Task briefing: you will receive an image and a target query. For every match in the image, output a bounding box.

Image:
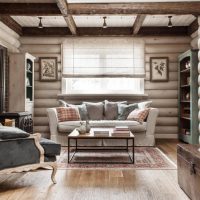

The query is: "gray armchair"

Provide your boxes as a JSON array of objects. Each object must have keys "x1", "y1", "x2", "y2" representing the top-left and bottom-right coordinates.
[{"x1": 0, "y1": 127, "x2": 61, "y2": 184}]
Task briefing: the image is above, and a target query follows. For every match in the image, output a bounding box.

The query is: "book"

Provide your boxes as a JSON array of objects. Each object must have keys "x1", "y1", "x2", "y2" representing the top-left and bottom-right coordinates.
[
  {"x1": 93, "y1": 130, "x2": 110, "y2": 136},
  {"x1": 115, "y1": 126, "x2": 129, "y2": 131}
]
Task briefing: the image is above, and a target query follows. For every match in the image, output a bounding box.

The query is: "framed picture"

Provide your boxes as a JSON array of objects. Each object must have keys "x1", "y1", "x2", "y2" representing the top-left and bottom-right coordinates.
[
  {"x1": 39, "y1": 57, "x2": 58, "y2": 81},
  {"x1": 150, "y1": 57, "x2": 169, "y2": 82}
]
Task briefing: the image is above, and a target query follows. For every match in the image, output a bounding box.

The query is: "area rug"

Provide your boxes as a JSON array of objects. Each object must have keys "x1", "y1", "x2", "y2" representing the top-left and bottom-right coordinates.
[{"x1": 57, "y1": 147, "x2": 177, "y2": 169}]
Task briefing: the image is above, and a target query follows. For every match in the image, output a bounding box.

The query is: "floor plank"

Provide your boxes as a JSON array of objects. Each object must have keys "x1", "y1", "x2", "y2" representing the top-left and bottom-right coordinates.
[{"x1": 0, "y1": 140, "x2": 189, "y2": 200}]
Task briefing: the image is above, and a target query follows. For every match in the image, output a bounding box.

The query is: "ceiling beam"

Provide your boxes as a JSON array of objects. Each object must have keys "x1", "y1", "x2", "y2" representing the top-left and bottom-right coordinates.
[
  {"x1": 68, "y1": 2, "x2": 200, "y2": 15},
  {"x1": 132, "y1": 14, "x2": 146, "y2": 35},
  {"x1": 1, "y1": 2, "x2": 200, "y2": 15},
  {"x1": 22, "y1": 26, "x2": 188, "y2": 37},
  {"x1": 56, "y1": 0, "x2": 77, "y2": 35},
  {"x1": 22, "y1": 27, "x2": 72, "y2": 36},
  {"x1": 188, "y1": 18, "x2": 198, "y2": 35},
  {"x1": 0, "y1": 15, "x2": 22, "y2": 35},
  {"x1": 0, "y1": 3, "x2": 60, "y2": 16}
]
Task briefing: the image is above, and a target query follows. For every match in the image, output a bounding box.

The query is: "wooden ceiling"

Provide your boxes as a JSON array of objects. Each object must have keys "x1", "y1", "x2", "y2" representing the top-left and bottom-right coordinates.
[{"x1": 0, "y1": 1, "x2": 199, "y2": 37}]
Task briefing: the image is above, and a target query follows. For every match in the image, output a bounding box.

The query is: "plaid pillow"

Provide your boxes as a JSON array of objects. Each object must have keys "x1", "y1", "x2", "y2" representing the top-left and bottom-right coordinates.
[
  {"x1": 56, "y1": 107, "x2": 80, "y2": 122},
  {"x1": 127, "y1": 108, "x2": 150, "y2": 123}
]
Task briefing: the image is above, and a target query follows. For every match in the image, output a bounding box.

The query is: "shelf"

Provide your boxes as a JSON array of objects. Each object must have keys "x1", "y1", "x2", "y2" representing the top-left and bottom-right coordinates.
[
  {"x1": 180, "y1": 68, "x2": 190, "y2": 73},
  {"x1": 181, "y1": 84, "x2": 190, "y2": 88},
  {"x1": 181, "y1": 116, "x2": 191, "y2": 120},
  {"x1": 26, "y1": 70, "x2": 32, "y2": 74},
  {"x1": 26, "y1": 85, "x2": 32, "y2": 88},
  {"x1": 181, "y1": 100, "x2": 190, "y2": 103}
]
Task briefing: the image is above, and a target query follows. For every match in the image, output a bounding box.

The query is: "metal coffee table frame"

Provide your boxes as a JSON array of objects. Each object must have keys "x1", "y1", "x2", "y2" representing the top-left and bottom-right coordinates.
[{"x1": 68, "y1": 130, "x2": 134, "y2": 164}]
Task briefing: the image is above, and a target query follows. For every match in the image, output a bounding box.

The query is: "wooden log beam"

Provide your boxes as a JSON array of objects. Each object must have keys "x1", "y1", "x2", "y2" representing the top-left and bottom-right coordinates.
[
  {"x1": 1, "y1": 2, "x2": 200, "y2": 15},
  {"x1": 21, "y1": 26, "x2": 188, "y2": 37},
  {"x1": 188, "y1": 18, "x2": 198, "y2": 35},
  {"x1": 0, "y1": 15, "x2": 22, "y2": 36},
  {"x1": 56, "y1": 0, "x2": 77, "y2": 35},
  {"x1": 68, "y1": 2, "x2": 200, "y2": 15},
  {"x1": 132, "y1": 14, "x2": 146, "y2": 35},
  {"x1": 22, "y1": 27, "x2": 72, "y2": 36},
  {"x1": 0, "y1": 3, "x2": 60, "y2": 16}
]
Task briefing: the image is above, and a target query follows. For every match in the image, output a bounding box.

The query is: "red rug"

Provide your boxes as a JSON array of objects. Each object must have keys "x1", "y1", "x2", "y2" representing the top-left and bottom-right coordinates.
[{"x1": 57, "y1": 147, "x2": 176, "y2": 169}]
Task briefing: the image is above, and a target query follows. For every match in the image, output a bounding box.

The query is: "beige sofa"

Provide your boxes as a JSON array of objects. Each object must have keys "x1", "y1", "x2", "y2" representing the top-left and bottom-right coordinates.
[{"x1": 47, "y1": 101, "x2": 159, "y2": 147}]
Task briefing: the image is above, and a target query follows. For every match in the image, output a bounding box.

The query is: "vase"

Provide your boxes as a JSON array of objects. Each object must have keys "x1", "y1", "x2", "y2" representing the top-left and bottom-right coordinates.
[
  {"x1": 76, "y1": 122, "x2": 86, "y2": 134},
  {"x1": 86, "y1": 120, "x2": 91, "y2": 133}
]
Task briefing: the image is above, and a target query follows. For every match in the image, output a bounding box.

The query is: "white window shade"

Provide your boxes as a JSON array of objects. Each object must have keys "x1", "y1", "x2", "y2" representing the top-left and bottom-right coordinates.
[{"x1": 62, "y1": 37, "x2": 145, "y2": 78}]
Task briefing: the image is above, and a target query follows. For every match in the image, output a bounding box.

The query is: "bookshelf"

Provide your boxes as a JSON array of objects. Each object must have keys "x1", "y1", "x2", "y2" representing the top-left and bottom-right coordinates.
[{"x1": 178, "y1": 49, "x2": 199, "y2": 144}]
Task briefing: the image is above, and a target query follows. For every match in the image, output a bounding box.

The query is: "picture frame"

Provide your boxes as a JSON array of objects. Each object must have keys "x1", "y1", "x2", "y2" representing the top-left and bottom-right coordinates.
[
  {"x1": 39, "y1": 57, "x2": 58, "y2": 81},
  {"x1": 150, "y1": 57, "x2": 169, "y2": 82}
]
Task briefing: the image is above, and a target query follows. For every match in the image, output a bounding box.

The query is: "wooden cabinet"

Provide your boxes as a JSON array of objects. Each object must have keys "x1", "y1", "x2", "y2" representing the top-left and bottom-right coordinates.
[
  {"x1": 9, "y1": 53, "x2": 35, "y2": 115},
  {"x1": 178, "y1": 49, "x2": 199, "y2": 144}
]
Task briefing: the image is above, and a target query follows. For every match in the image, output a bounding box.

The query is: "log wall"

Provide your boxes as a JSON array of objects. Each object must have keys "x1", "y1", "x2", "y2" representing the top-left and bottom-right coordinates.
[{"x1": 20, "y1": 36, "x2": 191, "y2": 139}]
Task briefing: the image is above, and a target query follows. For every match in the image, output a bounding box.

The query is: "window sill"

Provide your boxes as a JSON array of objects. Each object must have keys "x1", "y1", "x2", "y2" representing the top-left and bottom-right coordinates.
[{"x1": 57, "y1": 93, "x2": 148, "y2": 101}]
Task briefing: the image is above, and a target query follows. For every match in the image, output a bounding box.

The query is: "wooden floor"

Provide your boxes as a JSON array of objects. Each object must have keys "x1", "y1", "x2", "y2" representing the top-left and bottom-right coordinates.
[{"x1": 0, "y1": 140, "x2": 189, "y2": 200}]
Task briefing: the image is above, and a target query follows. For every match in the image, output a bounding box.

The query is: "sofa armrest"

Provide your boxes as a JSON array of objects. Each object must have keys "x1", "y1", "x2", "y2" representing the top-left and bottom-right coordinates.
[
  {"x1": 146, "y1": 108, "x2": 159, "y2": 136},
  {"x1": 46, "y1": 108, "x2": 59, "y2": 141},
  {"x1": 0, "y1": 133, "x2": 44, "y2": 170}
]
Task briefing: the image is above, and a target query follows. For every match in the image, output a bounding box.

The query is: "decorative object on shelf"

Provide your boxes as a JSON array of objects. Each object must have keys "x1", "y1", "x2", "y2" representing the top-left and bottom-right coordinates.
[
  {"x1": 187, "y1": 77, "x2": 190, "y2": 85},
  {"x1": 39, "y1": 57, "x2": 58, "y2": 81},
  {"x1": 38, "y1": 17, "x2": 43, "y2": 29},
  {"x1": 185, "y1": 61, "x2": 190, "y2": 69},
  {"x1": 26, "y1": 77, "x2": 30, "y2": 86},
  {"x1": 167, "y1": 16, "x2": 173, "y2": 28},
  {"x1": 185, "y1": 93, "x2": 190, "y2": 100},
  {"x1": 102, "y1": 16, "x2": 107, "y2": 29},
  {"x1": 26, "y1": 63, "x2": 32, "y2": 72},
  {"x1": 150, "y1": 57, "x2": 169, "y2": 82}
]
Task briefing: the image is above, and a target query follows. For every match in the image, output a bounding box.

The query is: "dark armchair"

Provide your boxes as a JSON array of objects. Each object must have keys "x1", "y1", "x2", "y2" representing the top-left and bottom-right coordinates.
[{"x1": 0, "y1": 126, "x2": 61, "y2": 184}]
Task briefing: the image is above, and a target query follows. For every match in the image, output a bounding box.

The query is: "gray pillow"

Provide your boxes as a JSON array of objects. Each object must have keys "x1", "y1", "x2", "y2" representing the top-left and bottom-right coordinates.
[
  {"x1": 0, "y1": 126, "x2": 30, "y2": 140},
  {"x1": 76, "y1": 104, "x2": 88, "y2": 120},
  {"x1": 83, "y1": 102, "x2": 104, "y2": 120},
  {"x1": 104, "y1": 100, "x2": 127, "y2": 120},
  {"x1": 118, "y1": 103, "x2": 138, "y2": 120}
]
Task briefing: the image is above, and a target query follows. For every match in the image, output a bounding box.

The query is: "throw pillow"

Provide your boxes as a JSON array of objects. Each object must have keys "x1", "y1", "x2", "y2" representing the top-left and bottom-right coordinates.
[
  {"x1": 69, "y1": 104, "x2": 88, "y2": 120},
  {"x1": 83, "y1": 102, "x2": 104, "y2": 120},
  {"x1": 118, "y1": 103, "x2": 138, "y2": 120},
  {"x1": 0, "y1": 126, "x2": 30, "y2": 140},
  {"x1": 127, "y1": 108, "x2": 150, "y2": 123},
  {"x1": 104, "y1": 100, "x2": 127, "y2": 120},
  {"x1": 58, "y1": 100, "x2": 68, "y2": 107},
  {"x1": 56, "y1": 107, "x2": 81, "y2": 122},
  {"x1": 138, "y1": 101, "x2": 152, "y2": 109}
]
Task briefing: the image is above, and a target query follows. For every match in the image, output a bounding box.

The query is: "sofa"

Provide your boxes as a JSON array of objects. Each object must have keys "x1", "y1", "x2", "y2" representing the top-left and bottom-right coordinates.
[
  {"x1": 47, "y1": 100, "x2": 159, "y2": 147},
  {"x1": 0, "y1": 126, "x2": 61, "y2": 184}
]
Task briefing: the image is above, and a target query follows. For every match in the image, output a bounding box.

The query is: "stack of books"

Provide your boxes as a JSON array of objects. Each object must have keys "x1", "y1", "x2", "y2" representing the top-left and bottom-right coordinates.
[
  {"x1": 112, "y1": 126, "x2": 130, "y2": 137},
  {"x1": 93, "y1": 129, "x2": 110, "y2": 136}
]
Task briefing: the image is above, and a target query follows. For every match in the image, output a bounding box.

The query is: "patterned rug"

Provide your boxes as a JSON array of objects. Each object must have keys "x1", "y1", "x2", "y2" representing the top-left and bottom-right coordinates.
[{"x1": 57, "y1": 147, "x2": 176, "y2": 169}]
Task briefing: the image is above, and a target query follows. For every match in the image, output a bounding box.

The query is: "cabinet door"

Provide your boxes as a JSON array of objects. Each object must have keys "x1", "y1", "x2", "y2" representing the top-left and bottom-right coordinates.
[{"x1": 25, "y1": 101, "x2": 33, "y2": 114}]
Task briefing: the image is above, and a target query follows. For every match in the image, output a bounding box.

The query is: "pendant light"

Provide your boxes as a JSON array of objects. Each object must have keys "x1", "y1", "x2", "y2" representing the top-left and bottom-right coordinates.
[
  {"x1": 103, "y1": 16, "x2": 107, "y2": 29},
  {"x1": 38, "y1": 17, "x2": 43, "y2": 29},
  {"x1": 168, "y1": 16, "x2": 173, "y2": 28}
]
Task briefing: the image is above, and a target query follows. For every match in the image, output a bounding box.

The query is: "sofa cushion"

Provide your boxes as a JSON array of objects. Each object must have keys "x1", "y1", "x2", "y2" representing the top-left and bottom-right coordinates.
[
  {"x1": 83, "y1": 102, "x2": 104, "y2": 120},
  {"x1": 138, "y1": 101, "x2": 152, "y2": 109},
  {"x1": 0, "y1": 126, "x2": 30, "y2": 139},
  {"x1": 58, "y1": 121, "x2": 83, "y2": 133},
  {"x1": 117, "y1": 103, "x2": 138, "y2": 120},
  {"x1": 56, "y1": 107, "x2": 80, "y2": 122},
  {"x1": 40, "y1": 138, "x2": 61, "y2": 156},
  {"x1": 89, "y1": 120, "x2": 146, "y2": 132},
  {"x1": 127, "y1": 108, "x2": 150, "y2": 123},
  {"x1": 58, "y1": 99, "x2": 68, "y2": 107},
  {"x1": 104, "y1": 100, "x2": 127, "y2": 120},
  {"x1": 70, "y1": 104, "x2": 88, "y2": 121},
  {"x1": 58, "y1": 120, "x2": 146, "y2": 133}
]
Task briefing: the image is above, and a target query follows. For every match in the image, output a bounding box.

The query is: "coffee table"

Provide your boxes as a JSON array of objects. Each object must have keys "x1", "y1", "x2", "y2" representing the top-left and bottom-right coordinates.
[{"x1": 68, "y1": 128, "x2": 134, "y2": 164}]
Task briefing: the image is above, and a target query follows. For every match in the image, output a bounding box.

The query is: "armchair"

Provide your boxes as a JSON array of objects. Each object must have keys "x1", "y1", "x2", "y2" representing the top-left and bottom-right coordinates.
[{"x1": 0, "y1": 132, "x2": 61, "y2": 184}]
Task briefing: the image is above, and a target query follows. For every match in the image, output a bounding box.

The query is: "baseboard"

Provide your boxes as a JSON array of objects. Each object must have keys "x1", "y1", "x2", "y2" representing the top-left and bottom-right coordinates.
[{"x1": 155, "y1": 134, "x2": 178, "y2": 139}]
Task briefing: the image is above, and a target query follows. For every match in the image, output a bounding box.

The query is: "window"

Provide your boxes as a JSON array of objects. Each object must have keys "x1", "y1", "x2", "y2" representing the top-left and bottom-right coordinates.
[{"x1": 62, "y1": 37, "x2": 145, "y2": 95}]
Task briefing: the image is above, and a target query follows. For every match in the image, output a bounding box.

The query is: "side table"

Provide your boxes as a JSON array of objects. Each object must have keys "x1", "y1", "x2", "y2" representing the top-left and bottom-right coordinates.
[{"x1": 0, "y1": 112, "x2": 33, "y2": 133}]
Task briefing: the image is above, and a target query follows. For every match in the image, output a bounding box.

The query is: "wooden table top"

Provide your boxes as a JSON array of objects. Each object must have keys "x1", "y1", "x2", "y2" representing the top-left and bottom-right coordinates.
[{"x1": 68, "y1": 128, "x2": 134, "y2": 139}]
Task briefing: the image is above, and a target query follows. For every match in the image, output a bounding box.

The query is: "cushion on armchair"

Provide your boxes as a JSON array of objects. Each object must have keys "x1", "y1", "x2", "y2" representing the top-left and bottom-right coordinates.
[{"x1": 0, "y1": 126, "x2": 30, "y2": 139}]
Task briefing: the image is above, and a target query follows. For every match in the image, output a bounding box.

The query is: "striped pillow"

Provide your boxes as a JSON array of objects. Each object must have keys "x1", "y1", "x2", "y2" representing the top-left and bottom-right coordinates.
[
  {"x1": 127, "y1": 108, "x2": 149, "y2": 123},
  {"x1": 56, "y1": 107, "x2": 80, "y2": 122}
]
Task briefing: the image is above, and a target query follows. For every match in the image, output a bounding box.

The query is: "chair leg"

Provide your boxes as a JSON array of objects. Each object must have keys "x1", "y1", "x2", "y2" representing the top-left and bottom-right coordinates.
[{"x1": 50, "y1": 163, "x2": 57, "y2": 184}]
